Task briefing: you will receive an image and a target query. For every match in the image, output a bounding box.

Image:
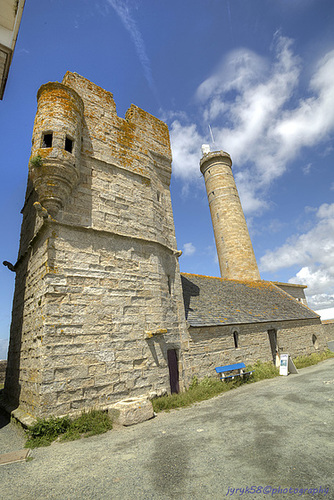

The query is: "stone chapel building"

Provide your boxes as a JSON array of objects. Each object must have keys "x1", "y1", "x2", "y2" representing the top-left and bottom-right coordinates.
[{"x1": 3, "y1": 73, "x2": 326, "y2": 423}]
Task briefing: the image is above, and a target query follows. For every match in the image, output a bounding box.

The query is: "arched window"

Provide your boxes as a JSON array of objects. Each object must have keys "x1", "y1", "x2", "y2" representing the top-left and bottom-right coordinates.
[
  {"x1": 233, "y1": 331, "x2": 239, "y2": 349},
  {"x1": 312, "y1": 334, "x2": 319, "y2": 350}
]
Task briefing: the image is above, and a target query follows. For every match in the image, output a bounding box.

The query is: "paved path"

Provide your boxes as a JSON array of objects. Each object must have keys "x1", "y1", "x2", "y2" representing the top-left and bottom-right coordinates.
[{"x1": 1, "y1": 359, "x2": 333, "y2": 499}]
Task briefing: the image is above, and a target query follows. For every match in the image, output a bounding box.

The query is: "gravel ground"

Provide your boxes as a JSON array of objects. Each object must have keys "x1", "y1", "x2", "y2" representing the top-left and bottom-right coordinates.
[{"x1": 0, "y1": 359, "x2": 333, "y2": 500}]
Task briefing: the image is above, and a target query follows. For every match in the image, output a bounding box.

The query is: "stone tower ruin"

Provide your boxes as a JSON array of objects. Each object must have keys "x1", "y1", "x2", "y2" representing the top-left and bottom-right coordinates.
[
  {"x1": 200, "y1": 150, "x2": 261, "y2": 281},
  {"x1": 4, "y1": 73, "x2": 324, "y2": 424},
  {"x1": 4, "y1": 72, "x2": 188, "y2": 420}
]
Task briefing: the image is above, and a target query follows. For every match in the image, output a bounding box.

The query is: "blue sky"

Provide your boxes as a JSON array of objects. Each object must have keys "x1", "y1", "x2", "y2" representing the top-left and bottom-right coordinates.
[{"x1": 0, "y1": 0, "x2": 334, "y2": 359}]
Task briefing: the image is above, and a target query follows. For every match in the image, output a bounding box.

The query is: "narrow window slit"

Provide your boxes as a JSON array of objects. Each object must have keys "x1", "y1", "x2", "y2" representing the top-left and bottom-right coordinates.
[
  {"x1": 233, "y1": 331, "x2": 239, "y2": 349},
  {"x1": 167, "y1": 275, "x2": 172, "y2": 295},
  {"x1": 65, "y1": 136, "x2": 74, "y2": 153}
]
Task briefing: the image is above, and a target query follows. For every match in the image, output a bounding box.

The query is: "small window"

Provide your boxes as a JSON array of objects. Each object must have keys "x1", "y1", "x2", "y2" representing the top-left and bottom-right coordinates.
[
  {"x1": 217, "y1": 213, "x2": 219, "y2": 220},
  {"x1": 312, "y1": 334, "x2": 319, "y2": 350},
  {"x1": 42, "y1": 133, "x2": 53, "y2": 148},
  {"x1": 157, "y1": 191, "x2": 161, "y2": 203},
  {"x1": 233, "y1": 331, "x2": 239, "y2": 349},
  {"x1": 65, "y1": 136, "x2": 73, "y2": 153}
]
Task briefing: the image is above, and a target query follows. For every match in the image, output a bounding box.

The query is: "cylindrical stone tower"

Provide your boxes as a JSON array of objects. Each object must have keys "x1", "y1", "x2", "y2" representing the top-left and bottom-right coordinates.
[
  {"x1": 29, "y1": 82, "x2": 84, "y2": 217},
  {"x1": 200, "y1": 150, "x2": 261, "y2": 281}
]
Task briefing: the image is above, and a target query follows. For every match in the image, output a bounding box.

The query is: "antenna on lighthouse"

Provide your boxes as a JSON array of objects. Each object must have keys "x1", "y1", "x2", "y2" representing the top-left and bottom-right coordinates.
[{"x1": 208, "y1": 124, "x2": 217, "y2": 150}]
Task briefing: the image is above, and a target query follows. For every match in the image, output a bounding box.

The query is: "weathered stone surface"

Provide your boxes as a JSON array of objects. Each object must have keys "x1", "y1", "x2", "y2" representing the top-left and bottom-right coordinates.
[
  {"x1": 200, "y1": 151, "x2": 260, "y2": 281},
  {"x1": 323, "y1": 321, "x2": 334, "y2": 341},
  {"x1": 183, "y1": 319, "x2": 326, "y2": 384},
  {"x1": 109, "y1": 396, "x2": 154, "y2": 426},
  {"x1": 0, "y1": 449, "x2": 30, "y2": 466},
  {"x1": 0, "y1": 360, "x2": 6, "y2": 384},
  {"x1": 4, "y1": 72, "x2": 187, "y2": 419},
  {"x1": 4, "y1": 72, "x2": 326, "y2": 424}
]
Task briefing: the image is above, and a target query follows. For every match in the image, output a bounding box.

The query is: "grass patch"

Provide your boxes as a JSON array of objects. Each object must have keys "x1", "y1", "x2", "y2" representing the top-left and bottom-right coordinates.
[
  {"x1": 151, "y1": 353, "x2": 334, "y2": 413},
  {"x1": 152, "y1": 360, "x2": 280, "y2": 413},
  {"x1": 293, "y1": 349, "x2": 334, "y2": 369},
  {"x1": 152, "y1": 376, "x2": 241, "y2": 413},
  {"x1": 25, "y1": 410, "x2": 113, "y2": 448},
  {"x1": 60, "y1": 409, "x2": 113, "y2": 442},
  {"x1": 246, "y1": 360, "x2": 279, "y2": 382}
]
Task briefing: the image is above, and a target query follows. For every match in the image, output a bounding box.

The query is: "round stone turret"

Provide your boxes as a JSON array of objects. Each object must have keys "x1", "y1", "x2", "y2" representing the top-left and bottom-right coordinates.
[
  {"x1": 200, "y1": 150, "x2": 261, "y2": 281},
  {"x1": 29, "y1": 82, "x2": 84, "y2": 217}
]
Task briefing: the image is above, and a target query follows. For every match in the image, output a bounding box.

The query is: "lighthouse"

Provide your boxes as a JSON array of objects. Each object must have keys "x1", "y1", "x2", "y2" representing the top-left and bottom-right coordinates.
[{"x1": 200, "y1": 147, "x2": 261, "y2": 281}]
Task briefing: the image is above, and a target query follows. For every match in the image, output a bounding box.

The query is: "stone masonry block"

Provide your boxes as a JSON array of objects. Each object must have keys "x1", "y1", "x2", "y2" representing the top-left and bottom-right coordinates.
[{"x1": 109, "y1": 396, "x2": 154, "y2": 426}]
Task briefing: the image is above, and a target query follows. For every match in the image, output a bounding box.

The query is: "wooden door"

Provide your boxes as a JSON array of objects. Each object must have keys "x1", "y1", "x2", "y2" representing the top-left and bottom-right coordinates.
[
  {"x1": 167, "y1": 349, "x2": 179, "y2": 394},
  {"x1": 268, "y1": 329, "x2": 277, "y2": 364}
]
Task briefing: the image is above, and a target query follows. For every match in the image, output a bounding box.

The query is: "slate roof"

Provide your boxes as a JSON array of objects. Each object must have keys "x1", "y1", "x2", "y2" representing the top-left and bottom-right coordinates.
[{"x1": 181, "y1": 273, "x2": 320, "y2": 327}]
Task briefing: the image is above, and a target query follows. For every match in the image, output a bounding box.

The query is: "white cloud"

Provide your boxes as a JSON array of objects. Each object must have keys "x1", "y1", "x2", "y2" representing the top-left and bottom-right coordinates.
[
  {"x1": 170, "y1": 35, "x2": 334, "y2": 215},
  {"x1": 183, "y1": 242, "x2": 196, "y2": 257},
  {"x1": 107, "y1": 0, "x2": 157, "y2": 96},
  {"x1": 302, "y1": 163, "x2": 312, "y2": 175},
  {"x1": 274, "y1": 50, "x2": 334, "y2": 157},
  {"x1": 170, "y1": 121, "x2": 204, "y2": 182},
  {"x1": 260, "y1": 203, "x2": 334, "y2": 309}
]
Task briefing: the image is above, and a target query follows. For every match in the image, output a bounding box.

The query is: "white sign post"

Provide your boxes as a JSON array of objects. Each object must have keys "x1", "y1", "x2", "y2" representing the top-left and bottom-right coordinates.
[
  {"x1": 280, "y1": 354, "x2": 289, "y2": 376},
  {"x1": 280, "y1": 354, "x2": 298, "y2": 376}
]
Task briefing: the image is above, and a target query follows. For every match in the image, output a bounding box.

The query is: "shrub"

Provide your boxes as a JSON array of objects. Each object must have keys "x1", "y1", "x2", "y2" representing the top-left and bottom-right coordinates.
[
  {"x1": 293, "y1": 349, "x2": 334, "y2": 369},
  {"x1": 25, "y1": 410, "x2": 112, "y2": 448},
  {"x1": 152, "y1": 377, "x2": 241, "y2": 413},
  {"x1": 152, "y1": 361, "x2": 281, "y2": 413},
  {"x1": 60, "y1": 409, "x2": 113, "y2": 442},
  {"x1": 246, "y1": 360, "x2": 279, "y2": 382},
  {"x1": 30, "y1": 155, "x2": 43, "y2": 168},
  {"x1": 26, "y1": 415, "x2": 71, "y2": 448}
]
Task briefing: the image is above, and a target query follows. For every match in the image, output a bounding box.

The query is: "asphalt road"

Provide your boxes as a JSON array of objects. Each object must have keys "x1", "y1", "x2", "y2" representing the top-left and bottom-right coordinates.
[{"x1": 1, "y1": 359, "x2": 333, "y2": 500}]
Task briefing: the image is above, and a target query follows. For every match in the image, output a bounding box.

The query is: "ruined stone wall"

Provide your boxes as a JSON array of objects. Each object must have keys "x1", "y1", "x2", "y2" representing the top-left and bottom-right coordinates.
[
  {"x1": 274, "y1": 283, "x2": 308, "y2": 306},
  {"x1": 35, "y1": 223, "x2": 186, "y2": 417},
  {"x1": 5, "y1": 230, "x2": 48, "y2": 412},
  {"x1": 322, "y1": 321, "x2": 334, "y2": 342},
  {"x1": 5, "y1": 72, "x2": 188, "y2": 419},
  {"x1": 60, "y1": 72, "x2": 176, "y2": 249},
  {"x1": 184, "y1": 318, "x2": 326, "y2": 382},
  {"x1": 0, "y1": 361, "x2": 7, "y2": 384}
]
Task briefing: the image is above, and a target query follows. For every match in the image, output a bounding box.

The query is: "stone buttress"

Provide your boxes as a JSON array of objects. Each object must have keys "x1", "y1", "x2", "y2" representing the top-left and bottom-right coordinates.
[{"x1": 4, "y1": 72, "x2": 188, "y2": 420}]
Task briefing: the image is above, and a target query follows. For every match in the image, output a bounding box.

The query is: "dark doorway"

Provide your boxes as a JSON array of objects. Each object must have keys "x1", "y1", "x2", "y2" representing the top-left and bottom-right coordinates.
[
  {"x1": 167, "y1": 349, "x2": 179, "y2": 394},
  {"x1": 267, "y1": 329, "x2": 277, "y2": 364}
]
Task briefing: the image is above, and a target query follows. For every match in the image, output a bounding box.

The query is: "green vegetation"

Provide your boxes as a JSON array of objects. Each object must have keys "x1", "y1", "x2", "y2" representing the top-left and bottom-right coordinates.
[
  {"x1": 25, "y1": 410, "x2": 113, "y2": 448},
  {"x1": 0, "y1": 383, "x2": 4, "y2": 390},
  {"x1": 152, "y1": 352, "x2": 334, "y2": 414},
  {"x1": 246, "y1": 360, "x2": 279, "y2": 382},
  {"x1": 24, "y1": 353, "x2": 334, "y2": 446},
  {"x1": 293, "y1": 349, "x2": 334, "y2": 369},
  {"x1": 152, "y1": 360, "x2": 279, "y2": 413},
  {"x1": 30, "y1": 154, "x2": 43, "y2": 168},
  {"x1": 152, "y1": 376, "x2": 242, "y2": 413}
]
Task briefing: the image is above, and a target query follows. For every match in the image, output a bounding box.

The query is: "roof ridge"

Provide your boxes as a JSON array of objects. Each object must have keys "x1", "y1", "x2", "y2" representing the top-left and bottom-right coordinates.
[{"x1": 270, "y1": 282, "x2": 320, "y2": 316}]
